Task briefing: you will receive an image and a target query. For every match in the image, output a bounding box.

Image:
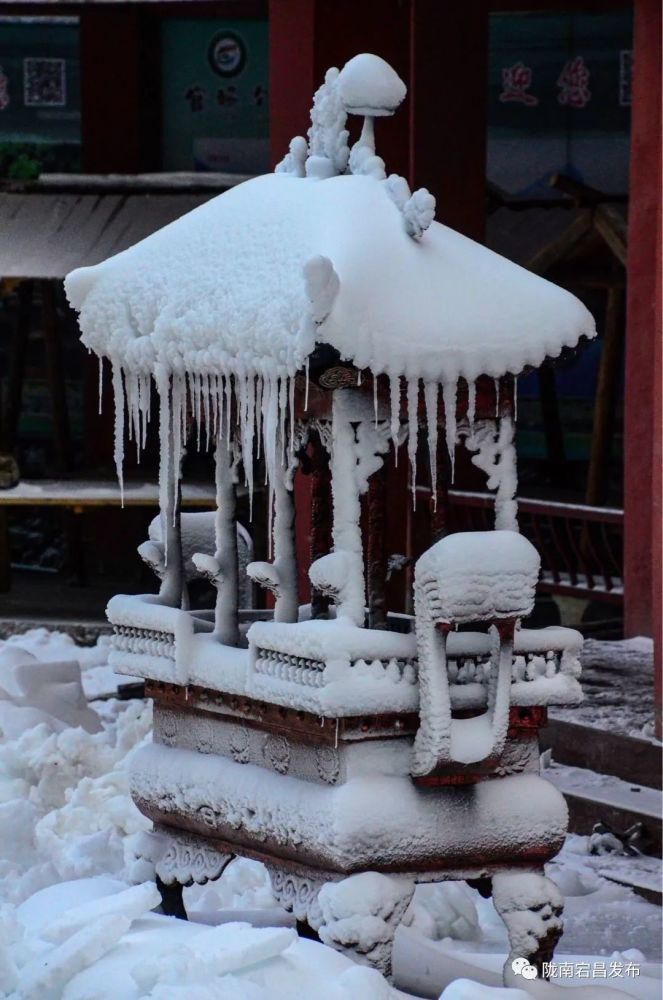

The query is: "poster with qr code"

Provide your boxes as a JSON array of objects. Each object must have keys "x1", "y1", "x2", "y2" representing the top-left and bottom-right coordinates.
[{"x1": 23, "y1": 57, "x2": 67, "y2": 107}]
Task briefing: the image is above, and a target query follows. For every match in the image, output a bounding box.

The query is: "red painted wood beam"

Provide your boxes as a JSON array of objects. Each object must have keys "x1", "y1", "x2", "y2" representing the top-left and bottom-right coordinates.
[{"x1": 623, "y1": 0, "x2": 662, "y2": 648}]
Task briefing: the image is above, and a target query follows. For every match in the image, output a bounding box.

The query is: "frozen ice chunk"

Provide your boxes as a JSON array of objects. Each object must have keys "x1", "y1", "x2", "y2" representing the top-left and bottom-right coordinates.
[
  {"x1": 40, "y1": 881, "x2": 160, "y2": 944},
  {"x1": 17, "y1": 913, "x2": 132, "y2": 999}
]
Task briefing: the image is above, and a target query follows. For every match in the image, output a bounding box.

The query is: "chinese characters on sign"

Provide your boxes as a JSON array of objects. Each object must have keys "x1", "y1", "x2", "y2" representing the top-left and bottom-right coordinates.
[
  {"x1": 499, "y1": 62, "x2": 539, "y2": 106},
  {"x1": 557, "y1": 56, "x2": 591, "y2": 108},
  {"x1": 184, "y1": 83, "x2": 267, "y2": 113},
  {"x1": 498, "y1": 53, "x2": 633, "y2": 110}
]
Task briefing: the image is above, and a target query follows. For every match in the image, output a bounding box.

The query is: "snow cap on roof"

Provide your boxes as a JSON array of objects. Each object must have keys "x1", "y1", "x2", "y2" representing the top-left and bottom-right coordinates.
[
  {"x1": 336, "y1": 53, "x2": 407, "y2": 116},
  {"x1": 65, "y1": 54, "x2": 595, "y2": 386}
]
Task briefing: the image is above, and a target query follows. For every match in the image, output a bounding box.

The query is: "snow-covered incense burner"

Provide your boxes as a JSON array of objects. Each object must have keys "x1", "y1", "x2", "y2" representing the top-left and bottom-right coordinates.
[{"x1": 66, "y1": 54, "x2": 594, "y2": 982}]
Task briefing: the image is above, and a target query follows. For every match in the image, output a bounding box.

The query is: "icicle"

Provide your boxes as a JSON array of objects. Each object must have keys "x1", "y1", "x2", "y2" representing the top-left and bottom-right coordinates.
[
  {"x1": 357, "y1": 370, "x2": 362, "y2": 386},
  {"x1": 142, "y1": 375, "x2": 150, "y2": 452},
  {"x1": 406, "y1": 377, "x2": 419, "y2": 508},
  {"x1": 373, "y1": 372, "x2": 379, "y2": 427},
  {"x1": 195, "y1": 373, "x2": 202, "y2": 451},
  {"x1": 125, "y1": 372, "x2": 134, "y2": 443},
  {"x1": 288, "y1": 374, "x2": 295, "y2": 463},
  {"x1": 304, "y1": 357, "x2": 310, "y2": 411},
  {"x1": 241, "y1": 374, "x2": 256, "y2": 517},
  {"x1": 130, "y1": 372, "x2": 142, "y2": 462},
  {"x1": 98, "y1": 356, "x2": 103, "y2": 415},
  {"x1": 389, "y1": 373, "x2": 400, "y2": 463},
  {"x1": 202, "y1": 373, "x2": 211, "y2": 452},
  {"x1": 211, "y1": 374, "x2": 219, "y2": 439},
  {"x1": 494, "y1": 378, "x2": 500, "y2": 417},
  {"x1": 442, "y1": 379, "x2": 458, "y2": 483},
  {"x1": 278, "y1": 377, "x2": 287, "y2": 466},
  {"x1": 172, "y1": 375, "x2": 185, "y2": 527},
  {"x1": 267, "y1": 478, "x2": 275, "y2": 561},
  {"x1": 514, "y1": 376, "x2": 518, "y2": 423},
  {"x1": 424, "y1": 382, "x2": 439, "y2": 511},
  {"x1": 111, "y1": 362, "x2": 125, "y2": 506},
  {"x1": 467, "y1": 378, "x2": 477, "y2": 431},
  {"x1": 255, "y1": 374, "x2": 264, "y2": 461},
  {"x1": 156, "y1": 369, "x2": 171, "y2": 561},
  {"x1": 225, "y1": 375, "x2": 232, "y2": 450}
]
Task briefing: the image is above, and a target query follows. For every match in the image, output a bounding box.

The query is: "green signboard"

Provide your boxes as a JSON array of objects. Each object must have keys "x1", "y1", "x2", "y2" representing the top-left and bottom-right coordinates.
[
  {"x1": 161, "y1": 18, "x2": 269, "y2": 174},
  {"x1": 488, "y1": 11, "x2": 632, "y2": 197},
  {"x1": 0, "y1": 17, "x2": 81, "y2": 175}
]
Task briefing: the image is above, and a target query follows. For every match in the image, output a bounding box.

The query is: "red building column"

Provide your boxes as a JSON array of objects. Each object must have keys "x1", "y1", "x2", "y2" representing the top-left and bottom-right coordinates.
[
  {"x1": 623, "y1": 1, "x2": 661, "y2": 663},
  {"x1": 409, "y1": 2, "x2": 489, "y2": 241}
]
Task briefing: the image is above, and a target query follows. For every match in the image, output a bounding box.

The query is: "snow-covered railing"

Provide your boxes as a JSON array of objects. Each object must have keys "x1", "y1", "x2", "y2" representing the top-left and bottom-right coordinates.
[{"x1": 448, "y1": 491, "x2": 623, "y2": 602}]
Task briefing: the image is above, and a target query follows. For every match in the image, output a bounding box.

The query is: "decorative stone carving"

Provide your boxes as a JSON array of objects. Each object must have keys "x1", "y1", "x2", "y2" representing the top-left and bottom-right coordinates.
[
  {"x1": 152, "y1": 830, "x2": 234, "y2": 887},
  {"x1": 492, "y1": 871, "x2": 564, "y2": 983},
  {"x1": 317, "y1": 872, "x2": 415, "y2": 981},
  {"x1": 267, "y1": 866, "x2": 325, "y2": 930},
  {"x1": 263, "y1": 734, "x2": 291, "y2": 774},
  {"x1": 229, "y1": 726, "x2": 251, "y2": 764},
  {"x1": 315, "y1": 745, "x2": 340, "y2": 785}
]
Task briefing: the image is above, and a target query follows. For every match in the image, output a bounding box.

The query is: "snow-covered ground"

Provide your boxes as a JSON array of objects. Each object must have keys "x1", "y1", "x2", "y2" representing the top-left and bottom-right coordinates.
[
  {"x1": 0, "y1": 629, "x2": 661, "y2": 999},
  {"x1": 551, "y1": 637, "x2": 657, "y2": 742}
]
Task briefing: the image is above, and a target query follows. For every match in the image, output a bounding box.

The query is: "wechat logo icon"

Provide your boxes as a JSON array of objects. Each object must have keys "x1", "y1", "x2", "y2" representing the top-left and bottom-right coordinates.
[{"x1": 512, "y1": 957, "x2": 539, "y2": 980}]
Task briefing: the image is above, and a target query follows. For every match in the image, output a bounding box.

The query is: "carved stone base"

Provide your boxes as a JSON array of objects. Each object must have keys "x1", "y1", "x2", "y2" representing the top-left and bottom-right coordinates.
[
  {"x1": 492, "y1": 871, "x2": 564, "y2": 984},
  {"x1": 265, "y1": 865, "x2": 326, "y2": 931},
  {"x1": 136, "y1": 828, "x2": 234, "y2": 887}
]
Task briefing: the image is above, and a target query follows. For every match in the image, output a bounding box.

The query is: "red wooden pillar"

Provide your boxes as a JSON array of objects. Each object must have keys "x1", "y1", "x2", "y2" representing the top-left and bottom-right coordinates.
[
  {"x1": 409, "y1": 1, "x2": 489, "y2": 241},
  {"x1": 623, "y1": 0, "x2": 662, "y2": 657}
]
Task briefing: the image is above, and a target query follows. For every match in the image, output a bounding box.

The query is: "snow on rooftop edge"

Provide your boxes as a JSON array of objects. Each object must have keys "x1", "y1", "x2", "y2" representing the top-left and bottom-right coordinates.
[
  {"x1": 65, "y1": 52, "x2": 594, "y2": 385},
  {"x1": 65, "y1": 170, "x2": 595, "y2": 384}
]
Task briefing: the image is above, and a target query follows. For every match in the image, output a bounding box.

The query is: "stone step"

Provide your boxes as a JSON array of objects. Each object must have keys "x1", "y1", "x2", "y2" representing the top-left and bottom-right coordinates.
[
  {"x1": 541, "y1": 718, "x2": 661, "y2": 790},
  {"x1": 545, "y1": 761, "x2": 662, "y2": 863}
]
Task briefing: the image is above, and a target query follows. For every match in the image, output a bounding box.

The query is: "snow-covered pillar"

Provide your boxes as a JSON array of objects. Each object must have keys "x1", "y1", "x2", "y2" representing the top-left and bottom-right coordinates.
[
  {"x1": 309, "y1": 389, "x2": 389, "y2": 626},
  {"x1": 463, "y1": 417, "x2": 518, "y2": 533},
  {"x1": 212, "y1": 434, "x2": 240, "y2": 646},
  {"x1": 157, "y1": 373, "x2": 184, "y2": 609},
  {"x1": 272, "y1": 461, "x2": 299, "y2": 623},
  {"x1": 329, "y1": 390, "x2": 367, "y2": 623}
]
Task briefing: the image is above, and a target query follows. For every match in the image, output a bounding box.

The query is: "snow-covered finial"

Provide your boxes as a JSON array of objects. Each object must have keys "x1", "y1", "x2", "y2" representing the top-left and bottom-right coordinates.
[
  {"x1": 337, "y1": 54, "x2": 406, "y2": 180},
  {"x1": 336, "y1": 53, "x2": 406, "y2": 118},
  {"x1": 275, "y1": 135, "x2": 307, "y2": 177},
  {"x1": 305, "y1": 67, "x2": 350, "y2": 179}
]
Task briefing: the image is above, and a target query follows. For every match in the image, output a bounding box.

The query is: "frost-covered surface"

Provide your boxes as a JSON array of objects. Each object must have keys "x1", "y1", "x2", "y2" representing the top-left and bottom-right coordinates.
[
  {"x1": 550, "y1": 637, "x2": 658, "y2": 741},
  {"x1": 545, "y1": 761, "x2": 661, "y2": 824},
  {"x1": 65, "y1": 172, "x2": 594, "y2": 385},
  {"x1": 64, "y1": 56, "x2": 595, "y2": 530},
  {"x1": 414, "y1": 531, "x2": 540, "y2": 625},
  {"x1": 130, "y1": 743, "x2": 568, "y2": 870},
  {"x1": 107, "y1": 592, "x2": 582, "y2": 715},
  {"x1": 1, "y1": 630, "x2": 660, "y2": 998},
  {"x1": 67, "y1": 174, "x2": 594, "y2": 380}
]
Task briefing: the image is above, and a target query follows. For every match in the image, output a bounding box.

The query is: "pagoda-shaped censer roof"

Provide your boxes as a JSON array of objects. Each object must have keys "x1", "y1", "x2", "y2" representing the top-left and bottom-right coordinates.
[{"x1": 65, "y1": 54, "x2": 595, "y2": 388}]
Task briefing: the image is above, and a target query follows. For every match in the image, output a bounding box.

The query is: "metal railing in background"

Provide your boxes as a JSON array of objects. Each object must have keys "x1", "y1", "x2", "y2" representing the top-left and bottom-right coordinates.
[{"x1": 448, "y1": 491, "x2": 623, "y2": 603}]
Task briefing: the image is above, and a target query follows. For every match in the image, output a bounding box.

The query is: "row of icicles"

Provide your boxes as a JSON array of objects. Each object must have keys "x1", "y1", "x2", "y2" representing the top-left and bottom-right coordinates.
[{"x1": 101, "y1": 358, "x2": 514, "y2": 515}]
